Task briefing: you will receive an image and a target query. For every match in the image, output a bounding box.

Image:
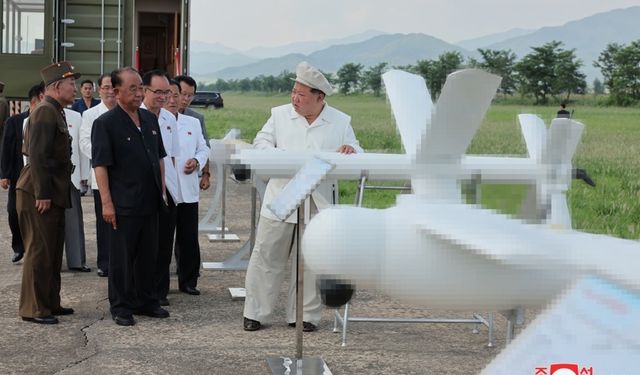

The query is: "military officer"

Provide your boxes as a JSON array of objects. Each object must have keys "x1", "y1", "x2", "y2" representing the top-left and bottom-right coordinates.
[{"x1": 17, "y1": 62, "x2": 79, "y2": 324}]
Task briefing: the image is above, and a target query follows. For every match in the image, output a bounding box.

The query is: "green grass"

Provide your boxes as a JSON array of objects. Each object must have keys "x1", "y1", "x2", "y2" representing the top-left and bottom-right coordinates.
[{"x1": 196, "y1": 93, "x2": 640, "y2": 239}]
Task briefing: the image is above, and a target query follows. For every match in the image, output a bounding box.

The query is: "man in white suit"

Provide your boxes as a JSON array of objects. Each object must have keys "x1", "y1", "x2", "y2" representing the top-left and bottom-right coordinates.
[
  {"x1": 164, "y1": 80, "x2": 209, "y2": 297},
  {"x1": 141, "y1": 70, "x2": 180, "y2": 306},
  {"x1": 243, "y1": 62, "x2": 363, "y2": 332},
  {"x1": 63, "y1": 108, "x2": 90, "y2": 271},
  {"x1": 79, "y1": 73, "x2": 116, "y2": 277}
]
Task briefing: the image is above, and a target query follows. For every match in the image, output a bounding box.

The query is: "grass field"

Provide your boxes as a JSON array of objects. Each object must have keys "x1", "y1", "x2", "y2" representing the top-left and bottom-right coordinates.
[{"x1": 199, "y1": 92, "x2": 640, "y2": 239}]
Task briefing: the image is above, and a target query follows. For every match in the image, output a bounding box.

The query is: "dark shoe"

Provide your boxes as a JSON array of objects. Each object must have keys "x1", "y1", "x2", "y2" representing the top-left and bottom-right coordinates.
[
  {"x1": 288, "y1": 321, "x2": 317, "y2": 332},
  {"x1": 22, "y1": 316, "x2": 58, "y2": 324},
  {"x1": 70, "y1": 266, "x2": 91, "y2": 272},
  {"x1": 11, "y1": 252, "x2": 24, "y2": 263},
  {"x1": 243, "y1": 317, "x2": 261, "y2": 331},
  {"x1": 97, "y1": 269, "x2": 108, "y2": 277},
  {"x1": 134, "y1": 307, "x2": 170, "y2": 318},
  {"x1": 179, "y1": 286, "x2": 200, "y2": 295},
  {"x1": 159, "y1": 298, "x2": 170, "y2": 306},
  {"x1": 112, "y1": 314, "x2": 136, "y2": 326},
  {"x1": 52, "y1": 307, "x2": 74, "y2": 316}
]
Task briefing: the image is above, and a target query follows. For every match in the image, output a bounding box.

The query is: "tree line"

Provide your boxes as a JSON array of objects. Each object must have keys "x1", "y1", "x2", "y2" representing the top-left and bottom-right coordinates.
[{"x1": 200, "y1": 40, "x2": 640, "y2": 106}]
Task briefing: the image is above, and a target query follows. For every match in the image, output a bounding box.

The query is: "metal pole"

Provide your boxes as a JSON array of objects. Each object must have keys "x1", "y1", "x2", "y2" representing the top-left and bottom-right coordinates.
[
  {"x1": 220, "y1": 165, "x2": 227, "y2": 239},
  {"x1": 250, "y1": 185, "x2": 257, "y2": 250},
  {"x1": 117, "y1": 0, "x2": 121, "y2": 66},
  {"x1": 100, "y1": 0, "x2": 104, "y2": 73},
  {"x1": 295, "y1": 200, "x2": 305, "y2": 359},
  {"x1": 356, "y1": 174, "x2": 367, "y2": 207}
]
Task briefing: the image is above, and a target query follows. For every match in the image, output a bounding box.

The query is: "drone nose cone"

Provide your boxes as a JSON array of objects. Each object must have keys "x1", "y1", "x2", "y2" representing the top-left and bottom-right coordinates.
[{"x1": 302, "y1": 206, "x2": 385, "y2": 287}]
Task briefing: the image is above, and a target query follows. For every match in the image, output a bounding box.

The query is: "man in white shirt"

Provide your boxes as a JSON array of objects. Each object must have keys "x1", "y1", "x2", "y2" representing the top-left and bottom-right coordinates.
[
  {"x1": 63, "y1": 108, "x2": 90, "y2": 272},
  {"x1": 141, "y1": 70, "x2": 180, "y2": 306},
  {"x1": 175, "y1": 75, "x2": 210, "y2": 190},
  {"x1": 79, "y1": 73, "x2": 116, "y2": 277},
  {"x1": 164, "y1": 80, "x2": 209, "y2": 297},
  {"x1": 243, "y1": 62, "x2": 363, "y2": 332}
]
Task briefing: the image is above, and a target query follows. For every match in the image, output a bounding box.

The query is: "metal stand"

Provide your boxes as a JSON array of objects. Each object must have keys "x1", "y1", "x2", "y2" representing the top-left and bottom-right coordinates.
[
  {"x1": 332, "y1": 309, "x2": 494, "y2": 347},
  {"x1": 333, "y1": 174, "x2": 495, "y2": 348},
  {"x1": 202, "y1": 185, "x2": 258, "y2": 271},
  {"x1": 267, "y1": 202, "x2": 331, "y2": 374},
  {"x1": 502, "y1": 307, "x2": 525, "y2": 344},
  {"x1": 266, "y1": 158, "x2": 334, "y2": 375},
  {"x1": 198, "y1": 151, "x2": 240, "y2": 240},
  {"x1": 267, "y1": 204, "x2": 331, "y2": 375}
]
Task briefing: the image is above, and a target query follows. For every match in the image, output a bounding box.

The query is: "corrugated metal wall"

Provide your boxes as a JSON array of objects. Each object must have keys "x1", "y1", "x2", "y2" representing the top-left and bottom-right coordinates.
[{"x1": 62, "y1": 0, "x2": 123, "y2": 80}]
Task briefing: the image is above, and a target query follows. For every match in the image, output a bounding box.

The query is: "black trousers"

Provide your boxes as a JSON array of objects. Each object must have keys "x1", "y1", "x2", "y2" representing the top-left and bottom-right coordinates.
[
  {"x1": 108, "y1": 214, "x2": 160, "y2": 316},
  {"x1": 93, "y1": 190, "x2": 110, "y2": 272},
  {"x1": 7, "y1": 184, "x2": 23, "y2": 254},
  {"x1": 155, "y1": 195, "x2": 176, "y2": 300},
  {"x1": 175, "y1": 202, "x2": 200, "y2": 289}
]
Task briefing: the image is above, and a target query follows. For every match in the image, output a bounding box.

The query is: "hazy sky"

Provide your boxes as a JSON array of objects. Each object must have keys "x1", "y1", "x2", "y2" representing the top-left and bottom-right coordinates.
[{"x1": 190, "y1": 0, "x2": 640, "y2": 50}]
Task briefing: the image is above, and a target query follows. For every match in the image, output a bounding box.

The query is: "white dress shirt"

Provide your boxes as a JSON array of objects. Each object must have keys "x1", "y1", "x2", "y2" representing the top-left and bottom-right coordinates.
[
  {"x1": 174, "y1": 113, "x2": 209, "y2": 203},
  {"x1": 141, "y1": 103, "x2": 181, "y2": 204},
  {"x1": 64, "y1": 108, "x2": 90, "y2": 190},
  {"x1": 254, "y1": 103, "x2": 362, "y2": 223},
  {"x1": 79, "y1": 101, "x2": 110, "y2": 189}
]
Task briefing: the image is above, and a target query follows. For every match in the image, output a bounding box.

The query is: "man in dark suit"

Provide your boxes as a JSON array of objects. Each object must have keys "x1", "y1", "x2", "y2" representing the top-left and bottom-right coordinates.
[
  {"x1": 557, "y1": 103, "x2": 571, "y2": 118},
  {"x1": 17, "y1": 62, "x2": 79, "y2": 325},
  {"x1": 0, "y1": 82, "x2": 44, "y2": 264},
  {"x1": 92, "y1": 67, "x2": 169, "y2": 326},
  {"x1": 71, "y1": 79, "x2": 100, "y2": 114},
  {"x1": 0, "y1": 81, "x2": 9, "y2": 133}
]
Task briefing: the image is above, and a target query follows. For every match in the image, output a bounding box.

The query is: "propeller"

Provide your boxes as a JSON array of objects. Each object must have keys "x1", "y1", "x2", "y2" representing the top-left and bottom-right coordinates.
[{"x1": 518, "y1": 115, "x2": 585, "y2": 228}]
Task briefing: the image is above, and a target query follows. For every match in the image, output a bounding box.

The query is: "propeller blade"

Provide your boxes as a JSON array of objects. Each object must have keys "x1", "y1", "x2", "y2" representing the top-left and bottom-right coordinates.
[
  {"x1": 382, "y1": 69, "x2": 431, "y2": 157},
  {"x1": 544, "y1": 118, "x2": 584, "y2": 166},
  {"x1": 419, "y1": 69, "x2": 501, "y2": 163},
  {"x1": 518, "y1": 114, "x2": 547, "y2": 162}
]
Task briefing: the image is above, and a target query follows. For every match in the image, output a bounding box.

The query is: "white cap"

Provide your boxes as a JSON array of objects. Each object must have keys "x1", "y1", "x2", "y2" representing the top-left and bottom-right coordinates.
[{"x1": 292, "y1": 61, "x2": 333, "y2": 96}]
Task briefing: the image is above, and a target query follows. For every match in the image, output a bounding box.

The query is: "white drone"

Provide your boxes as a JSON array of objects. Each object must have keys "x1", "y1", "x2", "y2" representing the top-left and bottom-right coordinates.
[{"x1": 234, "y1": 69, "x2": 639, "y2": 311}]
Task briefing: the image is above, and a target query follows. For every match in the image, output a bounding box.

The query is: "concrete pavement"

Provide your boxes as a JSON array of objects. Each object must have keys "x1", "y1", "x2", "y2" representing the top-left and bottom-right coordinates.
[{"x1": 0, "y1": 179, "x2": 516, "y2": 374}]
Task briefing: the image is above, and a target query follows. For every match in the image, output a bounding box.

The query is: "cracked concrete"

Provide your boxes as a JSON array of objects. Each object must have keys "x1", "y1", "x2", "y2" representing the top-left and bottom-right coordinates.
[{"x1": 0, "y1": 177, "x2": 527, "y2": 374}]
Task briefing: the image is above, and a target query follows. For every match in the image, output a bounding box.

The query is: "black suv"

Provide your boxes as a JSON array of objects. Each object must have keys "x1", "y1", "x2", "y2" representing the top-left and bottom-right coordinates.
[{"x1": 191, "y1": 91, "x2": 224, "y2": 108}]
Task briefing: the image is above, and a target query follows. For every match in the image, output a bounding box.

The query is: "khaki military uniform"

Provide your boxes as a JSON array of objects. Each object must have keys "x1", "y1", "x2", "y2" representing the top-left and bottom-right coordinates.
[{"x1": 16, "y1": 95, "x2": 72, "y2": 318}]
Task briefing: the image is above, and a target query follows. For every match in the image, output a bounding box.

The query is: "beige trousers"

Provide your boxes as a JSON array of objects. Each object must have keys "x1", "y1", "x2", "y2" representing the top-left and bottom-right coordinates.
[{"x1": 243, "y1": 212, "x2": 322, "y2": 325}]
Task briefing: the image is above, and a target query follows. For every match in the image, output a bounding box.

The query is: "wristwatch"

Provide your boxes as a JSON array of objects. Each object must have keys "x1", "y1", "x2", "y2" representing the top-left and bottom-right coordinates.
[{"x1": 193, "y1": 158, "x2": 200, "y2": 169}]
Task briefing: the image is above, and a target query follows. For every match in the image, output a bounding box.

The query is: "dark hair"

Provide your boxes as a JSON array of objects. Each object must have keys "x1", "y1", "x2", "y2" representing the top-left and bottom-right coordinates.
[
  {"x1": 174, "y1": 75, "x2": 197, "y2": 92},
  {"x1": 27, "y1": 82, "x2": 45, "y2": 100},
  {"x1": 110, "y1": 67, "x2": 139, "y2": 88},
  {"x1": 80, "y1": 79, "x2": 94, "y2": 87},
  {"x1": 142, "y1": 70, "x2": 170, "y2": 86},
  {"x1": 169, "y1": 79, "x2": 181, "y2": 92},
  {"x1": 97, "y1": 73, "x2": 111, "y2": 87},
  {"x1": 310, "y1": 87, "x2": 326, "y2": 97}
]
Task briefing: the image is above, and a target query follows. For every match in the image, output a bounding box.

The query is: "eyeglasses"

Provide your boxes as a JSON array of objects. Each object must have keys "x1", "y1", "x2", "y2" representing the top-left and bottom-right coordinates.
[
  {"x1": 126, "y1": 86, "x2": 144, "y2": 94},
  {"x1": 145, "y1": 88, "x2": 171, "y2": 96}
]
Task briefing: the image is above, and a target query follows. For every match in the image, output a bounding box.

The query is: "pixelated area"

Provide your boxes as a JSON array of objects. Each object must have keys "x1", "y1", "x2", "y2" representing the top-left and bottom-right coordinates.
[
  {"x1": 238, "y1": 68, "x2": 639, "y2": 370},
  {"x1": 267, "y1": 157, "x2": 334, "y2": 220}
]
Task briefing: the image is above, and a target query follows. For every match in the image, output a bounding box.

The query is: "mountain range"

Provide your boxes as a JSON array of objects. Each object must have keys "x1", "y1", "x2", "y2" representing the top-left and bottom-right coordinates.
[{"x1": 190, "y1": 6, "x2": 640, "y2": 83}]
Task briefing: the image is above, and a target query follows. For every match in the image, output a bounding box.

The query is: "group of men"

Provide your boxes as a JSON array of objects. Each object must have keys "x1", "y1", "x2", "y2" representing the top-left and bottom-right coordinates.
[
  {"x1": 2, "y1": 60, "x2": 363, "y2": 332},
  {"x1": 2, "y1": 63, "x2": 212, "y2": 326}
]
